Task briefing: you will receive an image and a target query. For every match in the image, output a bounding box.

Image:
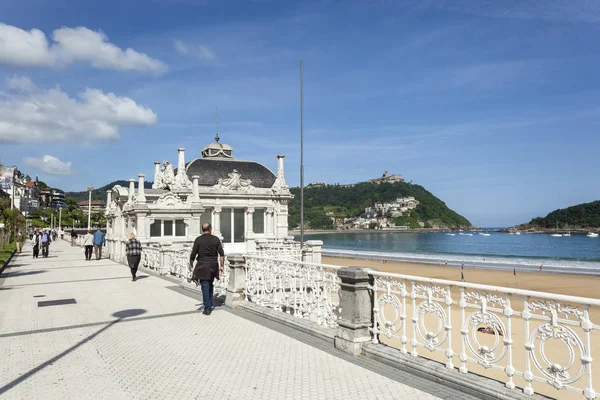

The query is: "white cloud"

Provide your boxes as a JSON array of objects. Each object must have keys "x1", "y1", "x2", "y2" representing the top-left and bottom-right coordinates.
[
  {"x1": 174, "y1": 39, "x2": 189, "y2": 55},
  {"x1": 0, "y1": 78, "x2": 157, "y2": 144},
  {"x1": 198, "y1": 45, "x2": 217, "y2": 61},
  {"x1": 0, "y1": 23, "x2": 167, "y2": 75},
  {"x1": 6, "y1": 75, "x2": 36, "y2": 92},
  {"x1": 174, "y1": 39, "x2": 219, "y2": 63},
  {"x1": 23, "y1": 155, "x2": 73, "y2": 175}
]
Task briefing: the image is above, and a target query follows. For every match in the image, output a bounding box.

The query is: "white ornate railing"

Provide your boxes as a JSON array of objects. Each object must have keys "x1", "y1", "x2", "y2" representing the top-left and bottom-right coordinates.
[
  {"x1": 141, "y1": 245, "x2": 229, "y2": 295},
  {"x1": 244, "y1": 255, "x2": 342, "y2": 328},
  {"x1": 370, "y1": 271, "x2": 600, "y2": 399},
  {"x1": 253, "y1": 239, "x2": 303, "y2": 260}
]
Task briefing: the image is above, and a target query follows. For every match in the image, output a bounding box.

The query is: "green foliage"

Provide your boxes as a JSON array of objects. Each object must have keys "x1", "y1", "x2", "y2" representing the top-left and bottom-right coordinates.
[
  {"x1": 288, "y1": 182, "x2": 471, "y2": 229},
  {"x1": 0, "y1": 242, "x2": 17, "y2": 265},
  {"x1": 37, "y1": 181, "x2": 48, "y2": 189},
  {"x1": 524, "y1": 200, "x2": 600, "y2": 228}
]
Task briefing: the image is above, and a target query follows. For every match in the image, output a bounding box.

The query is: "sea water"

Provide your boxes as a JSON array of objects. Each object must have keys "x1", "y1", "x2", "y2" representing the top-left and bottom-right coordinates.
[{"x1": 299, "y1": 231, "x2": 600, "y2": 275}]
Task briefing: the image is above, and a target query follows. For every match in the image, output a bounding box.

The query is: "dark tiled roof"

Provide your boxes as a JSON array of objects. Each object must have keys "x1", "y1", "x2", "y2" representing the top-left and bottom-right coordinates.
[{"x1": 185, "y1": 158, "x2": 276, "y2": 188}]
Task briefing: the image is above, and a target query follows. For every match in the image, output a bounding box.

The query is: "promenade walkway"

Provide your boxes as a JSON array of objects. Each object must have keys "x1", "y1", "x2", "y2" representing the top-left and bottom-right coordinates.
[{"x1": 0, "y1": 240, "x2": 473, "y2": 400}]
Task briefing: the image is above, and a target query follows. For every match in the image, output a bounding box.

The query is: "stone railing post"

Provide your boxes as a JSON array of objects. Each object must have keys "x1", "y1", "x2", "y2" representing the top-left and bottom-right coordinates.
[
  {"x1": 334, "y1": 267, "x2": 373, "y2": 355},
  {"x1": 225, "y1": 254, "x2": 246, "y2": 308},
  {"x1": 159, "y1": 243, "x2": 171, "y2": 275},
  {"x1": 302, "y1": 240, "x2": 323, "y2": 264}
]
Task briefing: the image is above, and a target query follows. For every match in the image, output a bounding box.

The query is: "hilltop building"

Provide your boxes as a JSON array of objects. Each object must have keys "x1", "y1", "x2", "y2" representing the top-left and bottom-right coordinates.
[
  {"x1": 105, "y1": 135, "x2": 294, "y2": 259},
  {"x1": 367, "y1": 170, "x2": 404, "y2": 184}
]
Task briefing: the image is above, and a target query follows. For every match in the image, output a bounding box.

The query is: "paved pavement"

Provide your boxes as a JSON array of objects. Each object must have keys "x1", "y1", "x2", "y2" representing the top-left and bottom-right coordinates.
[{"x1": 0, "y1": 240, "x2": 447, "y2": 400}]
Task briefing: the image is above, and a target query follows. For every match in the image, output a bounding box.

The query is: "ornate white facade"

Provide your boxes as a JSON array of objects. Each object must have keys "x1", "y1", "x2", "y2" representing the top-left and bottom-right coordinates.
[{"x1": 104, "y1": 136, "x2": 293, "y2": 262}]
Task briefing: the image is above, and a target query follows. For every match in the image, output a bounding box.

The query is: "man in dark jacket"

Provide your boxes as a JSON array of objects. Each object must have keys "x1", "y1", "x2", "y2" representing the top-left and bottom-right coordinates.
[{"x1": 189, "y1": 222, "x2": 225, "y2": 315}]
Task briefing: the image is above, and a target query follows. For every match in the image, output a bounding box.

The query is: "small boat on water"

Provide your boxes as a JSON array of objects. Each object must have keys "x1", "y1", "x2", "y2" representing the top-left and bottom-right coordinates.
[
  {"x1": 563, "y1": 223, "x2": 571, "y2": 237},
  {"x1": 446, "y1": 233, "x2": 456, "y2": 236},
  {"x1": 551, "y1": 222, "x2": 562, "y2": 237},
  {"x1": 588, "y1": 232, "x2": 599, "y2": 238},
  {"x1": 480, "y1": 233, "x2": 491, "y2": 237}
]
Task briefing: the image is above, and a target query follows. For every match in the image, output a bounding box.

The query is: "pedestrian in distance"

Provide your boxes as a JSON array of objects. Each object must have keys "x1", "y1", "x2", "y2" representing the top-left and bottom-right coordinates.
[
  {"x1": 83, "y1": 230, "x2": 94, "y2": 261},
  {"x1": 70, "y1": 228, "x2": 78, "y2": 246},
  {"x1": 16, "y1": 230, "x2": 24, "y2": 254},
  {"x1": 189, "y1": 222, "x2": 225, "y2": 316},
  {"x1": 93, "y1": 228, "x2": 106, "y2": 260},
  {"x1": 31, "y1": 229, "x2": 41, "y2": 259},
  {"x1": 41, "y1": 228, "x2": 52, "y2": 258},
  {"x1": 461, "y1": 271, "x2": 465, "y2": 282},
  {"x1": 126, "y1": 233, "x2": 143, "y2": 281}
]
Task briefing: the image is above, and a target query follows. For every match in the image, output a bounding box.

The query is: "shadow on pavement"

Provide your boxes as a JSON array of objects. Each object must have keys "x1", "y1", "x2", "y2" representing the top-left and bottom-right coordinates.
[
  {"x1": 0, "y1": 270, "x2": 47, "y2": 278},
  {"x1": 0, "y1": 308, "x2": 147, "y2": 397}
]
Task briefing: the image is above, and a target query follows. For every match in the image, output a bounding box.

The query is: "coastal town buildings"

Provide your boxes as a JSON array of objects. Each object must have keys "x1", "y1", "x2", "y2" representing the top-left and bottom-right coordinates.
[
  {"x1": 0, "y1": 166, "x2": 66, "y2": 214},
  {"x1": 364, "y1": 196, "x2": 419, "y2": 218},
  {"x1": 104, "y1": 136, "x2": 294, "y2": 257},
  {"x1": 79, "y1": 200, "x2": 106, "y2": 214}
]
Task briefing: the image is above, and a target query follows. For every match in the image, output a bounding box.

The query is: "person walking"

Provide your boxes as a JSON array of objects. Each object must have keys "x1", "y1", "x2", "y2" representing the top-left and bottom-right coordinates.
[
  {"x1": 32, "y1": 229, "x2": 41, "y2": 259},
  {"x1": 125, "y1": 233, "x2": 143, "y2": 281},
  {"x1": 16, "y1": 230, "x2": 25, "y2": 254},
  {"x1": 93, "y1": 228, "x2": 106, "y2": 260},
  {"x1": 83, "y1": 230, "x2": 94, "y2": 261},
  {"x1": 70, "y1": 228, "x2": 78, "y2": 246},
  {"x1": 189, "y1": 222, "x2": 225, "y2": 315},
  {"x1": 40, "y1": 228, "x2": 52, "y2": 258}
]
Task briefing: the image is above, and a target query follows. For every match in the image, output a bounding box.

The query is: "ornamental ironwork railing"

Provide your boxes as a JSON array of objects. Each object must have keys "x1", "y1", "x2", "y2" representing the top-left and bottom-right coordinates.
[
  {"x1": 244, "y1": 255, "x2": 341, "y2": 329},
  {"x1": 142, "y1": 245, "x2": 229, "y2": 296},
  {"x1": 369, "y1": 271, "x2": 600, "y2": 400},
  {"x1": 253, "y1": 239, "x2": 303, "y2": 260}
]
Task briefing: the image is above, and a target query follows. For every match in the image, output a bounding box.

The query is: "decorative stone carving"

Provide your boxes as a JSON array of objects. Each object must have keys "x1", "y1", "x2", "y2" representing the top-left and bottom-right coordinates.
[
  {"x1": 156, "y1": 192, "x2": 184, "y2": 207},
  {"x1": 153, "y1": 161, "x2": 176, "y2": 190},
  {"x1": 213, "y1": 169, "x2": 253, "y2": 191}
]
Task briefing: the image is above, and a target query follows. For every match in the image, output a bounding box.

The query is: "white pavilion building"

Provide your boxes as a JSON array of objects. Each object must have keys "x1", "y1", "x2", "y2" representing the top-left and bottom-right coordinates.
[{"x1": 104, "y1": 135, "x2": 294, "y2": 260}]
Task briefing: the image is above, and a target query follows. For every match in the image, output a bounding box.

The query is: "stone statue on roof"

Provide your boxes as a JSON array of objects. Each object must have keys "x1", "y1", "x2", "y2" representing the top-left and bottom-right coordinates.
[{"x1": 160, "y1": 161, "x2": 176, "y2": 190}]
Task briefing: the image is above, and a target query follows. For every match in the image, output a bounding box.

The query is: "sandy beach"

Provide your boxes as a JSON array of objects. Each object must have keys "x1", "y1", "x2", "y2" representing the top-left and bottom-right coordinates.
[
  {"x1": 322, "y1": 255, "x2": 600, "y2": 299},
  {"x1": 323, "y1": 255, "x2": 600, "y2": 400}
]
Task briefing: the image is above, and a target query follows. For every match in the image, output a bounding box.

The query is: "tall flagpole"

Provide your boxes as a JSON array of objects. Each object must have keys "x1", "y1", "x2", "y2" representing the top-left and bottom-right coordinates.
[{"x1": 300, "y1": 60, "x2": 304, "y2": 246}]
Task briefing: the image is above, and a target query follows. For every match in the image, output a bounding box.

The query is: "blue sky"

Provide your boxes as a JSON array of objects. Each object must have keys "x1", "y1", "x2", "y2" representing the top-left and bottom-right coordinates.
[{"x1": 1, "y1": 0, "x2": 599, "y2": 227}]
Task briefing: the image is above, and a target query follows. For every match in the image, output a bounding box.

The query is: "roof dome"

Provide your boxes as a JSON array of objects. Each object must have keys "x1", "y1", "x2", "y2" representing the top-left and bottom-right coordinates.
[
  {"x1": 202, "y1": 134, "x2": 233, "y2": 158},
  {"x1": 185, "y1": 158, "x2": 276, "y2": 188}
]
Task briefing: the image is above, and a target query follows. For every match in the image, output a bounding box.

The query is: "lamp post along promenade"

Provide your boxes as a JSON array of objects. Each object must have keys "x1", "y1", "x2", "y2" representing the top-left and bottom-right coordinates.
[{"x1": 87, "y1": 185, "x2": 94, "y2": 230}]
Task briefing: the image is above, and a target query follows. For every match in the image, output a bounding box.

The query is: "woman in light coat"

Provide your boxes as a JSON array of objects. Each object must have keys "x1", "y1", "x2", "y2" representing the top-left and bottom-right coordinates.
[{"x1": 83, "y1": 230, "x2": 94, "y2": 261}]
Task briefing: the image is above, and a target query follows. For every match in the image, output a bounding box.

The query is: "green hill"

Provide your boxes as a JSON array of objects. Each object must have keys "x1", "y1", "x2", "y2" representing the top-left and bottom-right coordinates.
[
  {"x1": 520, "y1": 200, "x2": 600, "y2": 229},
  {"x1": 65, "y1": 181, "x2": 153, "y2": 202},
  {"x1": 288, "y1": 182, "x2": 471, "y2": 230}
]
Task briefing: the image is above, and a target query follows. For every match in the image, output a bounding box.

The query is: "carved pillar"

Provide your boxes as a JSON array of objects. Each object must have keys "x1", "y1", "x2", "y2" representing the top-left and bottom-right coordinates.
[
  {"x1": 266, "y1": 208, "x2": 275, "y2": 237},
  {"x1": 245, "y1": 207, "x2": 255, "y2": 252},
  {"x1": 137, "y1": 174, "x2": 146, "y2": 203},
  {"x1": 275, "y1": 154, "x2": 288, "y2": 190},
  {"x1": 152, "y1": 161, "x2": 161, "y2": 189},
  {"x1": 334, "y1": 267, "x2": 373, "y2": 355},
  {"x1": 213, "y1": 206, "x2": 222, "y2": 238},
  {"x1": 137, "y1": 214, "x2": 147, "y2": 240},
  {"x1": 176, "y1": 148, "x2": 189, "y2": 187},
  {"x1": 191, "y1": 175, "x2": 200, "y2": 203},
  {"x1": 225, "y1": 254, "x2": 246, "y2": 308},
  {"x1": 128, "y1": 179, "x2": 135, "y2": 203},
  {"x1": 106, "y1": 190, "x2": 112, "y2": 211},
  {"x1": 302, "y1": 240, "x2": 323, "y2": 264}
]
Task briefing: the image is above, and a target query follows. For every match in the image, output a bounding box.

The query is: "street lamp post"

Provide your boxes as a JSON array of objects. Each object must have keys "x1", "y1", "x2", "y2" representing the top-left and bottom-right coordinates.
[{"x1": 87, "y1": 185, "x2": 94, "y2": 230}]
